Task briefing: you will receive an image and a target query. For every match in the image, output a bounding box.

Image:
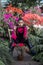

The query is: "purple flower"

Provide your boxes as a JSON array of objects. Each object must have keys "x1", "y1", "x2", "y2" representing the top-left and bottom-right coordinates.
[
  {"x1": 40, "y1": 14, "x2": 43, "y2": 16},
  {"x1": 3, "y1": 13, "x2": 12, "y2": 19},
  {"x1": 15, "y1": 17, "x2": 19, "y2": 22},
  {"x1": 8, "y1": 22, "x2": 14, "y2": 29},
  {"x1": 12, "y1": 16, "x2": 19, "y2": 22},
  {"x1": 4, "y1": 19, "x2": 8, "y2": 23},
  {"x1": 3, "y1": 13, "x2": 13, "y2": 24}
]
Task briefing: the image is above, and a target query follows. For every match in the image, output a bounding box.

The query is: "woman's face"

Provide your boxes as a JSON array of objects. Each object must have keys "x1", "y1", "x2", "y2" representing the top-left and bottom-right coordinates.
[{"x1": 18, "y1": 20, "x2": 24, "y2": 26}]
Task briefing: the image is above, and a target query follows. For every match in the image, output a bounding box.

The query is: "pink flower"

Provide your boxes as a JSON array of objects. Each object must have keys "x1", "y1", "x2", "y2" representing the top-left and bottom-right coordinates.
[
  {"x1": 8, "y1": 22, "x2": 14, "y2": 29},
  {"x1": 12, "y1": 16, "x2": 19, "y2": 22},
  {"x1": 12, "y1": 43, "x2": 25, "y2": 47},
  {"x1": 11, "y1": 31, "x2": 17, "y2": 40},
  {"x1": 12, "y1": 43, "x2": 16, "y2": 47},
  {"x1": 3, "y1": 13, "x2": 12, "y2": 19},
  {"x1": 15, "y1": 17, "x2": 19, "y2": 22},
  {"x1": 18, "y1": 43, "x2": 25, "y2": 47}
]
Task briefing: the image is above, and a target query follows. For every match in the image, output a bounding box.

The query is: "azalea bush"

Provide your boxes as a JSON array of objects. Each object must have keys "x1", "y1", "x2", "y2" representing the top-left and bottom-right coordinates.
[
  {"x1": 0, "y1": 9, "x2": 18, "y2": 38},
  {"x1": 3, "y1": 13, "x2": 19, "y2": 29}
]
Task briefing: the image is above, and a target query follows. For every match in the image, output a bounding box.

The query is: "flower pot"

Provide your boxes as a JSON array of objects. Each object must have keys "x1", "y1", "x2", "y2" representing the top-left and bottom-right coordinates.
[{"x1": 17, "y1": 54, "x2": 24, "y2": 61}]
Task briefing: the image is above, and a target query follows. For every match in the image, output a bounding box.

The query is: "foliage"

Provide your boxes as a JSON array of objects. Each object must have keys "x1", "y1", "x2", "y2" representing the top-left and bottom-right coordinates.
[
  {"x1": 0, "y1": 60, "x2": 5, "y2": 65},
  {"x1": 34, "y1": 28, "x2": 43, "y2": 37},
  {"x1": 9, "y1": 0, "x2": 42, "y2": 8},
  {"x1": 29, "y1": 27, "x2": 43, "y2": 64},
  {"x1": 32, "y1": 52, "x2": 43, "y2": 64},
  {"x1": 0, "y1": 27, "x2": 5, "y2": 33},
  {"x1": 0, "y1": 2, "x2": 43, "y2": 64},
  {"x1": 31, "y1": 45, "x2": 43, "y2": 53},
  {"x1": 0, "y1": 39, "x2": 14, "y2": 65}
]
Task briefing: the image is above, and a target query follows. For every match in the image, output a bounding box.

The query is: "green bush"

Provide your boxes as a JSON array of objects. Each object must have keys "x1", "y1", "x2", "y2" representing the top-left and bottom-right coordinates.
[
  {"x1": 32, "y1": 52, "x2": 43, "y2": 64},
  {"x1": 0, "y1": 39, "x2": 14, "y2": 65},
  {"x1": 0, "y1": 60, "x2": 5, "y2": 65},
  {"x1": 29, "y1": 27, "x2": 43, "y2": 64},
  {"x1": 31, "y1": 45, "x2": 43, "y2": 53}
]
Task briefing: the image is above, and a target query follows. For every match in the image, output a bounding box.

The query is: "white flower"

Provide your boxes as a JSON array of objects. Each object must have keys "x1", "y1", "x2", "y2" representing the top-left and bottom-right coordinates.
[{"x1": 33, "y1": 24, "x2": 43, "y2": 29}]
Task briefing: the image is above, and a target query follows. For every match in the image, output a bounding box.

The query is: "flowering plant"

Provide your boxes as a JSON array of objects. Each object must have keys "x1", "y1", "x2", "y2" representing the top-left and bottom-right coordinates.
[
  {"x1": 12, "y1": 43, "x2": 25, "y2": 58},
  {"x1": 3, "y1": 13, "x2": 19, "y2": 29},
  {"x1": 6, "y1": 4, "x2": 23, "y2": 14},
  {"x1": 22, "y1": 13, "x2": 43, "y2": 26}
]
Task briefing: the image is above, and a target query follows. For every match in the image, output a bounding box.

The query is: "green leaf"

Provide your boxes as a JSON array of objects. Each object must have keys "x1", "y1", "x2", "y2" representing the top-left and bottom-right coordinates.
[{"x1": 0, "y1": 60, "x2": 5, "y2": 65}]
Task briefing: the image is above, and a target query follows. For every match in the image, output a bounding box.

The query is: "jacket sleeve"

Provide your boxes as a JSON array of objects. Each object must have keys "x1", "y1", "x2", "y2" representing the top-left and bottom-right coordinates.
[
  {"x1": 23, "y1": 26, "x2": 28, "y2": 39},
  {"x1": 11, "y1": 31, "x2": 17, "y2": 40}
]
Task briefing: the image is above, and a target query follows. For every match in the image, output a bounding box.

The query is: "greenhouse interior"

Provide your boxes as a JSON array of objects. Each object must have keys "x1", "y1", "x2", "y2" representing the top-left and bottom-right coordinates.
[{"x1": 0, "y1": 0, "x2": 43, "y2": 65}]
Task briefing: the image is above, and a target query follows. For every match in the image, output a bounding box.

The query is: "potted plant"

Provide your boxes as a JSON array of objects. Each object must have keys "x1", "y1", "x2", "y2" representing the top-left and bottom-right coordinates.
[
  {"x1": 17, "y1": 46, "x2": 24, "y2": 61},
  {"x1": 13, "y1": 43, "x2": 25, "y2": 61}
]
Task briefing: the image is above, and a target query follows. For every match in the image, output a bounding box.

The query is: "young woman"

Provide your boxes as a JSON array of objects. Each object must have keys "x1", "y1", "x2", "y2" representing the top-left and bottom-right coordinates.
[
  {"x1": 16, "y1": 18, "x2": 29, "y2": 46},
  {"x1": 9, "y1": 18, "x2": 30, "y2": 52}
]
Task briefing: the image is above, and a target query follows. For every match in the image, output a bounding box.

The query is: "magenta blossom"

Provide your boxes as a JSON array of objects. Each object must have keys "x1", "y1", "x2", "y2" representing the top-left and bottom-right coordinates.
[
  {"x1": 3, "y1": 13, "x2": 12, "y2": 19},
  {"x1": 3, "y1": 13, "x2": 13, "y2": 24},
  {"x1": 4, "y1": 18, "x2": 9, "y2": 23},
  {"x1": 15, "y1": 17, "x2": 19, "y2": 22},
  {"x1": 12, "y1": 16, "x2": 19, "y2": 22},
  {"x1": 8, "y1": 22, "x2": 14, "y2": 29}
]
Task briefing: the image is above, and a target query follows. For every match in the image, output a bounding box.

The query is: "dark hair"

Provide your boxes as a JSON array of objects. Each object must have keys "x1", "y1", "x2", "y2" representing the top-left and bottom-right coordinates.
[{"x1": 18, "y1": 18, "x2": 23, "y2": 22}]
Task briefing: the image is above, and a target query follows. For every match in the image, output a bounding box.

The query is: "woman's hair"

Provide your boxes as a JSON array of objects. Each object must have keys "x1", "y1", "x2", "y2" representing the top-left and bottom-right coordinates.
[{"x1": 18, "y1": 17, "x2": 23, "y2": 22}]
